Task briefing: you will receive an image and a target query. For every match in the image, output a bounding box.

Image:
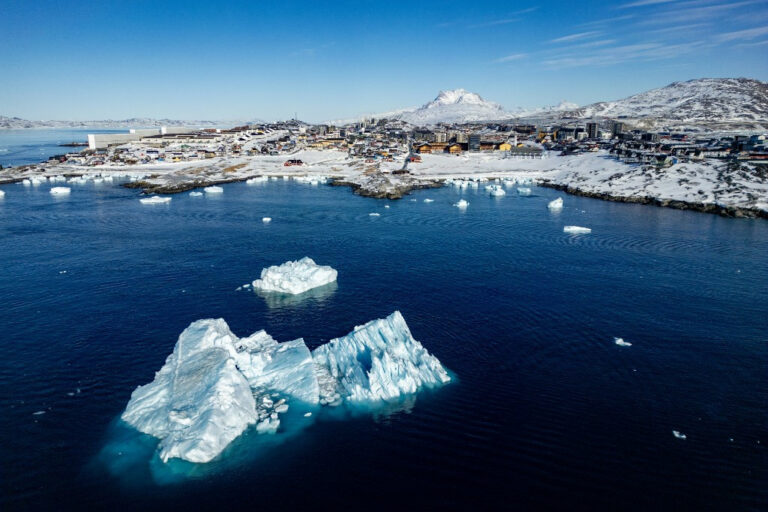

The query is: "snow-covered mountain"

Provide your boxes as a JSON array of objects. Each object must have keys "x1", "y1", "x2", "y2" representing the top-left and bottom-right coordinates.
[
  {"x1": 392, "y1": 89, "x2": 515, "y2": 125},
  {"x1": 556, "y1": 78, "x2": 768, "y2": 128}
]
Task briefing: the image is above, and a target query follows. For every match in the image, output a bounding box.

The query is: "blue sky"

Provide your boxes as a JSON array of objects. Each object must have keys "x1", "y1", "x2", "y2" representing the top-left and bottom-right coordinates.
[{"x1": 1, "y1": 0, "x2": 766, "y2": 122}]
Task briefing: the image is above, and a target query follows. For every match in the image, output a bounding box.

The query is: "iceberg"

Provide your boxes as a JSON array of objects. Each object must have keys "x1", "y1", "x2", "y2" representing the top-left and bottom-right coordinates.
[
  {"x1": 488, "y1": 185, "x2": 506, "y2": 197},
  {"x1": 252, "y1": 257, "x2": 338, "y2": 295},
  {"x1": 140, "y1": 196, "x2": 172, "y2": 205},
  {"x1": 0, "y1": 189, "x2": 5, "y2": 198},
  {"x1": 313, "y1": 311, "x2": 451, "y2": 405},
  {"x1": 22, "y1": 179, "x2": 31, "y2": 186},
  {"x1": 369, "y1": 212, "x2": 381, "y2": 217},
  {"x1": 262, "y1": 217, "x2": 272, "y2": 223},
  {"x1": 517, "y1": 187, "x2": 532, "y2": 196},
  {"x1": 120, "y1": 311, "x2": 450, "y2": 463},
  {"x1": 204, "y1": 186, "x2": 223, "y2": 194},
  {"x1": 564, "y1": 225, "x2": 591, "y2": 234},
  {"x1": 189, "y1": 191, "x2": 203, "y2": 197},
  {"x1": 672, "y1": 430, "x2": 687, "y2": 440},
  {"x1": 50, "y1": 187, "x2": 71, "y2": 196},
  {"x1": 614, "y1": 337, "x2": 632, "y2": 347},
  {"x1": 548, "y1": 197, "x2": 563, "y2": 210},
  {"x1": 423, "y1": 198, "x2": 434, "y2": 203},
  {"x1": 454, "y1": 199, "x2": 469, "y2": 209}
]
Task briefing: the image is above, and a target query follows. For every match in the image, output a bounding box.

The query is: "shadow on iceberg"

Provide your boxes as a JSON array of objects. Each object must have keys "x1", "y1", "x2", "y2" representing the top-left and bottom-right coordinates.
[
  {"x1": 101, "y1": 311, "x2": 452, "y2": 482},
  {"x1": 254, "y1": 280, "x2": 338, "y2": 308}
]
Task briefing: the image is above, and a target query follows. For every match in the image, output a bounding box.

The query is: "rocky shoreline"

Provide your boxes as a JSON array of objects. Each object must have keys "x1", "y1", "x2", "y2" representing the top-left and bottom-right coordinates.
[
  {"x1": 539, "y1": 181, "x2": 768, "y2": 219},
  {"x1": 330, "y1": 172, "x2": 442, "y2": 199}
]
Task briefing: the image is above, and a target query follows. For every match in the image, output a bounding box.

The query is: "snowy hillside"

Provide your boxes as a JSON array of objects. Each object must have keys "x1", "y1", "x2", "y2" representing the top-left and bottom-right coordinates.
[
  {"x1": 557, "y1": 78, "x2": 768, "y2": 127},
  {"x1": 0, "y1": 116, "x2": 250, "y2": 130}
]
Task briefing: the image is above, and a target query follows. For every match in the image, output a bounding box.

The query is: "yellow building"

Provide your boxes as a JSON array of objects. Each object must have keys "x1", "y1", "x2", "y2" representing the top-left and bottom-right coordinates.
[{"x1": 498, "y1": 142, "x2": 512, "y2": 151}]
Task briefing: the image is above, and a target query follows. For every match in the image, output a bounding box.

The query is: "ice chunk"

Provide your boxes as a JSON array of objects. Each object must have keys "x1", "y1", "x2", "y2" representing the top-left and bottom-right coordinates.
[
  {"x1": 0, "y1": 189, "x2": 6, "y2": 198},
  {"x1": 30, "y1": 177, "x2": 45, "y2": 186},
  {"x1": 50, "y1": 187, "x2": 71, "y2": 196},
  {"x1": 517, "y1": 187, "x2": 532, "y2": 196},
  {"x1": 614, "y1": 337, "x2": 632, "y2": 347},
  {"x1": 22, "y1": 179, "x2": 31, "y2": 186},
  {"x1": 454, "y1": 199, "x2": 469, "y2": 209},
  {"x1": 204, "y1": 186, "x2": 223, "y2": 194},
  {"x1": 369, "y1": 212, "x2": 381, "y2": 217},
  {"x1": 672, "y1": 430, "x2": 687, "y2": 440},
  {"x1": 121, "y1": 319, "x2": 315, "y2": 463},
  {"x1": 262, "y1": 217, "x2": 272, "y2": 223},
  {"x1": 564, "y1": 226, "x2": 591, "y2": 234},
  {"x1": 423, "y1": 198, "x2": 434, "y2": 203},
  {"x1": 247, "y1": 176, "x2": 268, "y2": 184},
  {"x1": 252, "y1": 257, "x2": 338, "y2": 295},
  {"x1": 548, "y1": 197, "x2": 563, "y2": 210},
  {"x1": 312, "y1": 311, "x2": 451, "y2": 405},
  {"x1": 140, "y1": 196, "x2": 171, "y2": 205},
  {"x1": 189, "y1": 191, "x2": 203, "y2": 197},
  {"x1": 488, "y1": 185, "x2": 506, "y2": 197}
]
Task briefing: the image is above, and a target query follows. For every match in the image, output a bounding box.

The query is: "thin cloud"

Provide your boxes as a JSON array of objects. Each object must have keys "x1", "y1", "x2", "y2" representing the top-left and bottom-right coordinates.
[
  {"x1": 550, "y1": 31, "x2": 602, "y2": 43},
  {"x1": 579, "y1": 14, "x2": 635, "y2": 27},
  {"x1": 543, "y1": 40, "x2": 705, "y2": 68},
  {"x1": 620, "y1": 0, "x2": 676, "y2": 8},
  {"x1": 471, "y1": 18, "x2": 519, "y2": 28},
  {"x1": 714, "y1": 26, "x2": 768, "y2": 42},
  {"x1": 494, "y1": 53, "x2": 527, "y2": 63}
]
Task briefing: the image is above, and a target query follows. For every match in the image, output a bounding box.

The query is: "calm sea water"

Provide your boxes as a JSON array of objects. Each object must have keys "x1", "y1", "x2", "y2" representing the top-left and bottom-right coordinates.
[
  {"x1": 0, "y1": 178, "x2": 766, "y2": 510},
  {"x1": 0, "y1": 129, "x2": 124, "y2": 167}
]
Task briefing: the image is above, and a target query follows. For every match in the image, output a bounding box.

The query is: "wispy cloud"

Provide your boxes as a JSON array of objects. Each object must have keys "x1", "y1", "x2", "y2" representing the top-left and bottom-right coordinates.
[
  {"x1": 543, "y1": 40, "x2": 706, "y2": 68},
  {"x1": 714, "y1": 26, "x2": 768, "y2": 42},
  {"x1": 494, "y1": 53, "x2": 527, "y2": 63},
  {"x1": 471, "y1": 18, "x2": 519, "y2": 28},
  {"x1": 733, "y1": 38, "x2": 768, "y2": 47},
  {"x1": 620, "y1": 0, "x2": 676, "y2": 8},
  {"x1": 637, "y1": 0, "x2": 763, "y2": 25},
  {"x1": 579, "y1": 14, "x2": 635, "y2": 27},
  {"x1": 550, "y1": 31, "x2": 602, "y2": 43}
]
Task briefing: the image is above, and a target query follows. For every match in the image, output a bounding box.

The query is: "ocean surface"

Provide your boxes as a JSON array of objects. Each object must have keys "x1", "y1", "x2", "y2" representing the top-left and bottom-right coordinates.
[
  {"x1": 0, "y1": 129, "x2": 124, "y2": 168},
  {"x1": 0, "y1": 178, "x2": 766, "y2": 510}
]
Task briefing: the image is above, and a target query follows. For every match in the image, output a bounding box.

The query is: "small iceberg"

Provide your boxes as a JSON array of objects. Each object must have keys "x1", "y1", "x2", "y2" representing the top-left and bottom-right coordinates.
[
  {"x1": 614, "y1": 337, "x2": 632, "y2": 347},
  {"x1": 262, "y1": 217, "x2": 272, "y2": 223},
  {"x1": 423, "y1": 198, "x2": 434, "y2": 203},
  {"x1": 488, "y1": 185, "x2": 506, "y2": 197},
  {"x1": 22, "y1": 179, "x2": 31, "y2": 186},
  {"x1": 0, "y1": 189, "x2": 5, "y2": 198},
  {"x1": 120, "y1": 311, "x2": 450, "y2": 463},
  {"x1": 50, "y1": 187, "x2": 71, "y2": 196},
  {"x1": 204, "y1": 186, "x2": 223, "y2": 194},
  {"x1": 517, "y1": 187, "x2": 532, "y2": 196},
  {"x1": 564, "y1": 225, "x2": 591, "y2": 234},
  {"x1": 246, "y1": 176, "x2": 268, "y2": 184},
  {"x1": 672, "y1": 430, "x2": 687, "y2": 440},
  {"x1": 454, "y1": 199, "x2": 469, "y2": 209},
  {"x1": 140, "y1": 196, "x2": 172, "y2": 205},
  {"x1": 189, "y1": 191, "x2": 203, "y2": 197},
  {"x1": 548, "y1": 197, "x2": 563, "y2": 210},
  {"x1": 252, "y1": 257, "x2": 338, "y2": 295},
  {"x1": 369, "y1": 212, "x2": 380, "y2": 217}
]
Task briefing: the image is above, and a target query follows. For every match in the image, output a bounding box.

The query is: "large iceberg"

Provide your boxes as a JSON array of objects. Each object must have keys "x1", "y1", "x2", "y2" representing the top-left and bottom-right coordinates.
[
  {"x1": 313, "y1": 311, "x2": 451, "y2": 405},
  {"x1": 121, "y1": 312, "x2": 450, "y2": 463},
  {"x1": 252, "y1": 257, "x2": 338, "y2": 295}
]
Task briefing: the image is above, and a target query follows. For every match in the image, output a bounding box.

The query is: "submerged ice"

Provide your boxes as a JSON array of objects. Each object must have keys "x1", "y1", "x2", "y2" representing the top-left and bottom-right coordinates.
[
  {"x1": 121, "y1": 311, "x2": 449, "y2": 463},
  {"x1": 252, "y1": 257, "x2": 338, "y2": 295}
]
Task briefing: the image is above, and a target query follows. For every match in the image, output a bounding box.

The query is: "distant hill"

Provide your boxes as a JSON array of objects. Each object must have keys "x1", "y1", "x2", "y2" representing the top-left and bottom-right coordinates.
[{"x1": 0, "y1": 117, "x2": 256, "y2": 130}]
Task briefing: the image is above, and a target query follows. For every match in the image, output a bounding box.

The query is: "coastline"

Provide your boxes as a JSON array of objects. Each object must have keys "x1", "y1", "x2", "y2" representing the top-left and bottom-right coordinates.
[{"x1": 1, "y1": 149, "x2": 766, "y2": 219}]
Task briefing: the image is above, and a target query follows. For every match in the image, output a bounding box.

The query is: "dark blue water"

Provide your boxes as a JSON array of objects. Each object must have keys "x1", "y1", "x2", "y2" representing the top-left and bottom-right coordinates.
[
  {"x1": 0, "y1": 129, "x2": 124, "y2": 167},
  {"x1": 1, "y1": 179, "x2": 766, "y2": 510}
]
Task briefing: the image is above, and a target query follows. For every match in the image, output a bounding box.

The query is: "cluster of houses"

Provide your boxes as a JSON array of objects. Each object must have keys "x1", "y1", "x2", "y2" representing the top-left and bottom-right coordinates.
[{"x1": 36, "y1": 116, "x2": 768, "y2": 171}]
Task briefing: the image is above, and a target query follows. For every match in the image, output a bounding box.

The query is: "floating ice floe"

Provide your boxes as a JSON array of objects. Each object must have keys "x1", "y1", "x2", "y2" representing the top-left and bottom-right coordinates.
[
  {"x1": 0, "y1": 189, "x2": 5, "y2": 198},
  {"x1": 369, "y1": 212, "x2": 381, "y2": 217},
  {"x1": 246, "y1": 176, "x2": 268, "y2": 184},
  {"x1": 22, "y1": 179, "x2": 31, "y2": 186},
  {"x1": 384, "y1": 205, "x2": 390, "y2": 209},
  {"x1": 204, "y1": 186, "x2": 223, "y2": 194},
  {"x1": 672, "y1": 430, "x2": 687, "y2": 440},
  {"x1": 189, "y1": 191, "x2": 203, "y2": 197},
  {"x1": 120, "y1": 311, "x2": 450, "y2": 463},
  {"x1": 423, "y1": 198, "x2": 434, "y2": 203},
  {"x1": 262, "y1": 217, "x2": 272, "y2": 223},
  {"x1": 454, "y1": 199, "x2": 469, "y2": 209},
  {"x1": 488, "y1": 185, "x2": 506, "y2": 197},
  {"x1": 564, "y1": 225, "x2": 591, "y2": 234},
  {"x1": 50, "y1": 187, "x2": 71, "y2": 196},
  {"x1": 252, "y1": 257, "x2": 338, "y2": 295},
  {"x1": 614, "y1": 337, "x2": 632, "y2": 347},
  {"x1": 548, "y1": 197, "x2": 564, "y2": 210},
  {"x1": 140, "y1": 196, "x2": 172, "y2": 205},
  {"x1": 30, "y1": 177, "x2": 45, "y2": 186},
  {"x1": 517, "y1": 187, "x2": 532, "y2": 196}
]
